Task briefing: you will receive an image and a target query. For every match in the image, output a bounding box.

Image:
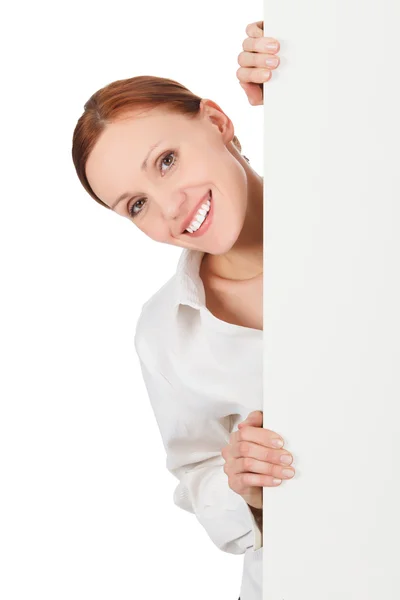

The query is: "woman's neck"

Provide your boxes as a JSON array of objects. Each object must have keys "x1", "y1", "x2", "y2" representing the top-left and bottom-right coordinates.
[{"x1": 204, "y1": 160, "x2": 263, "y2": 281}]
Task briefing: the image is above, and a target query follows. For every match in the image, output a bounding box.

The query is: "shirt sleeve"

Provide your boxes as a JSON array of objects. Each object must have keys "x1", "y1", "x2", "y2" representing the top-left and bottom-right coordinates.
[{"x1": 135, "y1": 352, "x2": 262, "y2": 554}]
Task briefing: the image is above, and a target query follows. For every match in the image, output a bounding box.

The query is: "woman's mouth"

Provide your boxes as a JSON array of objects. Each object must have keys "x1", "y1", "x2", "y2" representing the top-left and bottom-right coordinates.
[{"x1": 183, "y1": 191, "x2": 213, "y2": 237}]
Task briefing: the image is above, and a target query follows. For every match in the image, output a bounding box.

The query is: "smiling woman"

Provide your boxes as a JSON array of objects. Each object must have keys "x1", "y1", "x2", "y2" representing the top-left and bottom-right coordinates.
[
  {"x1": 72, "y1": 76, "x2": 252, "y2": 253},
  {"x1": 73, "y1": 74, "x2": 265, "y2": 276},
  {"x1": 70, "y1": 21, "x2": 286, "y2": 600},
  {"x1": 72, "y1": 76, "x2": 244, "y2": 207}
]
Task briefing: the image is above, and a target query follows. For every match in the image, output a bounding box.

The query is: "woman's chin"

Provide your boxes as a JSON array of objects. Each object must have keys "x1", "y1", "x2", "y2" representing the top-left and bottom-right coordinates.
[
  {"x1": 202, "y1": 232, "x2": 242, "y2": 256},
  {"x1": 170, "y1": 215, "x2": 243, "y2": 255}
]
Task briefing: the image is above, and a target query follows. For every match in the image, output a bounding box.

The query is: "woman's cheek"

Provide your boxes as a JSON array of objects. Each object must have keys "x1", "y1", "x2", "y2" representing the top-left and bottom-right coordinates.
[{"x1": 139, "y1": 221, "x2": 163, "y2": 242}]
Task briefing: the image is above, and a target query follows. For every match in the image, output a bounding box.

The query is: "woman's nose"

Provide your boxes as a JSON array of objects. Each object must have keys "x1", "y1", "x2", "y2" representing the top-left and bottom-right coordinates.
[{"x1": 162, "y1": 192, "x2": 187, "y2": 220}]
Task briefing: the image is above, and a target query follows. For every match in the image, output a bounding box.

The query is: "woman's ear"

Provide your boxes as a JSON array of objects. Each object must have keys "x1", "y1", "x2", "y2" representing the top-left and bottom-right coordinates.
[{"x1": 199, "y1": 98, "x2": 235, "y2": 144}]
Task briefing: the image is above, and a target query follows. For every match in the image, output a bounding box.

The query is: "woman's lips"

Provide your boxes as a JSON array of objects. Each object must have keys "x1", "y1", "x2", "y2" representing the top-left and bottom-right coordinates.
[
  {"x1": 180, "y1": 190, "x2": 211, "y2": 234},
  {"x1": 183, "y1": 191, "x2": 213, "y2": 238}
]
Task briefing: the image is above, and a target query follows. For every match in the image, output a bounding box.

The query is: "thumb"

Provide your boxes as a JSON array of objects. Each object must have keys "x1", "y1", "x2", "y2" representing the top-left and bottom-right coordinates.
[
  {"x1": 238, "y1": 410, "x2": 263, "y2": 429},
  {"x1": 239, "y1": 82, "x2": 264, "y2": 106}
]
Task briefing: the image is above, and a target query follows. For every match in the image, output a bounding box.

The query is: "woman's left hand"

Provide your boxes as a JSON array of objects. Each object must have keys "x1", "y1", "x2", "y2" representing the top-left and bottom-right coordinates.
[
  {"x1": 221, "y1": 410, "x2": 295, "y2": 510},
  {"x1": 236, "y1": 21, "x2": 281, "y2": 106}
]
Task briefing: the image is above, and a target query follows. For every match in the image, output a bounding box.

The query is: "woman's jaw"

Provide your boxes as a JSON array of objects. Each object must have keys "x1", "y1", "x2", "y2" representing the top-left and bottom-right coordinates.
[
  {"x1": 175, "y1": 158, "x2": 263, "y2": 275},
  {"x1": 190, "y1": 161, "x2": 264, "y2": 281}
]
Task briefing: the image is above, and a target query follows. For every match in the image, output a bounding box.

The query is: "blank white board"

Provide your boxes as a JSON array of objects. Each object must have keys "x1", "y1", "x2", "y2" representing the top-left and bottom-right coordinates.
[{"x1": 263, "y1": 0, "x2": 400, "y2": 597}]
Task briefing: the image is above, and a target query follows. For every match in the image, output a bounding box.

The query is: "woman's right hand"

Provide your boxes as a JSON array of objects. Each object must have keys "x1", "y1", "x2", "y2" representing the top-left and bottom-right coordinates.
[{"x1": 221, "y1": 411, "x2": 295, "y2": 509}]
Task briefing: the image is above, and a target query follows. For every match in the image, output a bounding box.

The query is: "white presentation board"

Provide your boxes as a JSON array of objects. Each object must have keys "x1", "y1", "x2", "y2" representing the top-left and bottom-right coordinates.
[{"x1": 263, "y1": 0, "x2": 400, "y2": 597}]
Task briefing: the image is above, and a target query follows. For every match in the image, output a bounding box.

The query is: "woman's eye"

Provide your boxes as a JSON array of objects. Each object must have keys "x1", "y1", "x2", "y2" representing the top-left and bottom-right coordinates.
[
  {"x1": 129, "y1": 198, "x2": 146, "y2": 218},
  {"x1": 159, "y1": 151, "x2": 177, "y2": 174}
]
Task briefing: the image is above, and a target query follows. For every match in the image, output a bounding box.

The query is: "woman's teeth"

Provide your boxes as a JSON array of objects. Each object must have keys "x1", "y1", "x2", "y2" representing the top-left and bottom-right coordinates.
[{"x1": 186, "y1": 196, "x2": 211, "y2": 233}]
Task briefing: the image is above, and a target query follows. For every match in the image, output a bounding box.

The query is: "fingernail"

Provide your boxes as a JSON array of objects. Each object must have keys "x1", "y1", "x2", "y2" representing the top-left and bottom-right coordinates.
[
  {"x1": 272, "y1": 439, "x2": 284, "y2": 448},
  {"x1": 273, "y1": 478, "x2": 282, "y2": 485},
  {"x1": 280, "y1": 454, "x2": 293, "y2": 465},
  {"x1": 265, "y1": 57, "x2": 279, "y2": 68},
  {"x1": 261, "y1": 70, "x2": 271, "y2": 81},
  {"x1": 282, "y1": 469, "x2": 295, "y2": 478},
  {"x1": 266, "y1": 41, "x2": 279, "y2": 51}
]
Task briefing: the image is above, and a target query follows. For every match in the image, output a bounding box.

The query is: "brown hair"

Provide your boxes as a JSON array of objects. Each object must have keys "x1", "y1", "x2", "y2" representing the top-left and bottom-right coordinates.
[{"x1": 72, "y1": 75, "x2": 243, "y2": 210}]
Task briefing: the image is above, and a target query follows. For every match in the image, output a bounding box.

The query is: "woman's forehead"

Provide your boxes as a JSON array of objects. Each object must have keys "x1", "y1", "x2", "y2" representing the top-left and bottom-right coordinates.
[
  {"x1": 97, "y1": 111, "x2": 199, "y2": 159},
  {"x1": 92, "y1": 109, "x2": 202, "y2": 162},
  {"x1": 113, "y1": 107, "x2": 196, "y2": 133}
]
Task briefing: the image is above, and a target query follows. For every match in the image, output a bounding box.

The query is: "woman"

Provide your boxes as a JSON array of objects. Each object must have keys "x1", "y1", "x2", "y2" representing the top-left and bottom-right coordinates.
[{"x1": 71, "y1": 21, "x2": 295, "y2": 600}]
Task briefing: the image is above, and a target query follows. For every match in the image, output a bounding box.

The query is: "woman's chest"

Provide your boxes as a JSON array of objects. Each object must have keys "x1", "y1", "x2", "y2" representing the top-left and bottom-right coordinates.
[{"x1": 163, "y1": 313, "x2": 263, "y2": 418}]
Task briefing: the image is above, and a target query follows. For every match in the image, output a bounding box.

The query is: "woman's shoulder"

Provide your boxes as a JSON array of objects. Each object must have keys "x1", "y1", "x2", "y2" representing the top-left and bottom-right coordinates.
[
  {"x1": 134, "y1": 247, "x2": 201, "y2": 355},
  {"x1": 136, "y1": 274, "x2": 177, "y2": 327},
  {"x1": 137, "y1": 247, "x2": 200, "y2": 321},
  {"x1": 133, "y1": 275, "x2": 175, "y2": 362}
]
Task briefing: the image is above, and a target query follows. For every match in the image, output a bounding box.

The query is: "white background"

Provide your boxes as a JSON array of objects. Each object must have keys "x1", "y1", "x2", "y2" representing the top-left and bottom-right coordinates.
[
  {"x1": 0, "y1": 2, "x2": 264, "y2": 599},
  {"x1": 263, "y1": 0, "x2": 400, "y2": 597}
]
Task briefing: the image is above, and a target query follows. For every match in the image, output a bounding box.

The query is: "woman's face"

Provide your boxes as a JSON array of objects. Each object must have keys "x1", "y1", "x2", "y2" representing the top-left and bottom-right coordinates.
[{"x1": 85, "y1": 99, "x2": 248, "y2": 255}]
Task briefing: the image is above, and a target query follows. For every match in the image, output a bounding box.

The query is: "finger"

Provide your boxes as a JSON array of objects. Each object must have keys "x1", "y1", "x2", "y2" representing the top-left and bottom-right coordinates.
[
  {"x1": 231, "y1": 440, "x2": 293, "y2": 466},
  {"x1": 239, "y1": 82, "x2": 263, "y2": 107},
  {"x1": 236, "y1": 66, "x2": 272, "y2": 85},
  {"x1": 238, "y1": 410, "x2": 263, "y2": 429},
  {"x1": 232, "y1": 472, "x2": 283, "y2": 493},
  {"x1": 245, "y1": 21, "x2": 264, "y2": 38},
  {"x1": 231, "y1": 426, "x2": 285, "y2": 448},
  {"x1": 238, "y1": 50, "x2": 280, "y2": 70},
  {"x1": 242, "y1": 37, "x2": 280, "y2": 54},
  {"x1": 232, "y1": 457, "x2": 295, "y2": 480}
]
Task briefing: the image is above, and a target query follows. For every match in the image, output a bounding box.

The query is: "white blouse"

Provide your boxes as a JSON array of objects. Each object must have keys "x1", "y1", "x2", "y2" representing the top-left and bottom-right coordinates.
[{"x1": 134, "y1": 247, "x2": 263, "y2": 600}]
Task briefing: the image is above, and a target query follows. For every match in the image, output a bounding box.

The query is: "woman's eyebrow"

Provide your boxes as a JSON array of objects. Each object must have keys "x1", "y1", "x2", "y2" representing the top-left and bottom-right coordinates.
[{"x1": 111, "y1": 140, "x2": 164, "y2": 209}]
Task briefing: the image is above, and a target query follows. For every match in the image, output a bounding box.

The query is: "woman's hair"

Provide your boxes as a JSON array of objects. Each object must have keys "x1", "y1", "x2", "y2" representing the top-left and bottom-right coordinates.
[{"x1": 72, "y1": 75, "x2": 244, "y2": 210}]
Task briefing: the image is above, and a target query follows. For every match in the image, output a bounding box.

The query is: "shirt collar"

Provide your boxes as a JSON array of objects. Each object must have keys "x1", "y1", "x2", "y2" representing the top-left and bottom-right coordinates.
[{"x1": 174, "y1": 248, "x2": 206, "y2": 309}]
